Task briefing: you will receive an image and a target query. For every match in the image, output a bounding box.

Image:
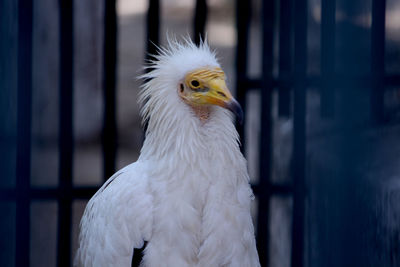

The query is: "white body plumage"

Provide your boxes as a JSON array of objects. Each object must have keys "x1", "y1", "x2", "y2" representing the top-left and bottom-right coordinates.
[{"x1": 75, "y1": 39, "x2": 260, "y2": 267}]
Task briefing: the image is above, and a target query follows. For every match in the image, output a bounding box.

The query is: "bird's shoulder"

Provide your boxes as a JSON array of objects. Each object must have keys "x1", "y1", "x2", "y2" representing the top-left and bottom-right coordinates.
[
  {"x1": 93, "y1": 161, "x2": 150, "y2": 196},
  {"x1": 85, "y1": 160, "x2": 153, "y2": 221},
  {"x1": 76, "y1": 161, "x2": 153, "y2": 266}
]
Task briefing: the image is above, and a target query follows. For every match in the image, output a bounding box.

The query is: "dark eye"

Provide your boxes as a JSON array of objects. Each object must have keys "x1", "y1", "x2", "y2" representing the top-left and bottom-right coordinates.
[{"x1": 190, "y1": 80, "x2": 200, "y2": 88}]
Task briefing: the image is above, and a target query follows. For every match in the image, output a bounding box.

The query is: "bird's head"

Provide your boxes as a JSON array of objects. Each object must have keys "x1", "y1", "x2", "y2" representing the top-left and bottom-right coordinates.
[
  {"x1": 178, "y1": 66, "x2": 243, "y2": 123},
  {"x1": 139, "y1": 38, "x2": 243, "y2": 127}
]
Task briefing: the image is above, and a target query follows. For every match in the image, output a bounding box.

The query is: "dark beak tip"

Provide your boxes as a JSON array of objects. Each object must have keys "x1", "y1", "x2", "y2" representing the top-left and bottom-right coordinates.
[{"x1": 227, "y1": 99, "x2": 244, "y2": 125}]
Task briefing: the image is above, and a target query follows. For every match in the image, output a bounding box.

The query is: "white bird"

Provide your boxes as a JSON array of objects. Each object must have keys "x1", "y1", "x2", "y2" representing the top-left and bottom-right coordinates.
[{"x1": 75, "y1": 38, "x2": 260, "y2": 267}]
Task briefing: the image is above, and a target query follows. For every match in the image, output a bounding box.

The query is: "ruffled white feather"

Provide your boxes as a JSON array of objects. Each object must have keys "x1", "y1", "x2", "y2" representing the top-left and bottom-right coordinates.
[{"x1": 75, "y1": 38, "x2": 260, "y2": 267}]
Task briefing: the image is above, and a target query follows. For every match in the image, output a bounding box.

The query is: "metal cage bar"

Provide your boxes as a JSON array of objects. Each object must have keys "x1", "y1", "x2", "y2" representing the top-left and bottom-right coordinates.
[
  {"x1": 320, "y1": 0, "x2": 336, "y2": 117},
  {"x1": 235, "y1": 0, "x2": 251, "y2": 151},
  {"x1": 194, "y1": 0, "x2": 208, "y2": 45},
  {"x1": 57, "y1": 0, "x2": 74, "y2": 266},
  {"x1": 278, "y1": 0, "x2": 293, "y2": 117},
  {"x1": 16, "y1": 0, "x2": 33, "y2": 266},
  {"x1": 257, "y1": 0, "x2": 276, "y2": 266},
  {"x1": 102, "y1": 0, "x2": 118, "y2": 180},
  {"x1": 291, "y1": 0, "x2": 308, "y2": 266},
  {"x1": 146, "y1": 0, "x2": 160, "y2": 60},
  {"x1": 0, "y1": 187, "x2": 98, "y2": 201},
  {"x1": 371, "y1": 0, "x2": 386, "y2": 123}
]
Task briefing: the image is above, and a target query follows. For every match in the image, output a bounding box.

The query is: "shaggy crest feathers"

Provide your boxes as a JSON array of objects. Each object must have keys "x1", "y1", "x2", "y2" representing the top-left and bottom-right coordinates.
[{"x1": 138, "y1": 38, "x2": 219, "y2": 128}]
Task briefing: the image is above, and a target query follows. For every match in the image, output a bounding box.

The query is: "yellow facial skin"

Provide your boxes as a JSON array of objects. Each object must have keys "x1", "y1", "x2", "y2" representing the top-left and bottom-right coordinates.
[
  {"x1": 179, "y1": 67, "x2": 243, "y2": 122},
  {"x1": 183, "y1": 67, "x2": 232, "y2": 106}
]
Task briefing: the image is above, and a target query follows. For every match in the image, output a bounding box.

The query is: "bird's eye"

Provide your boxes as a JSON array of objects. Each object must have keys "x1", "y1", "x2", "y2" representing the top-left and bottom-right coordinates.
[{"x1": 190, "y1": 80, "x2": 200, "y2": 88}]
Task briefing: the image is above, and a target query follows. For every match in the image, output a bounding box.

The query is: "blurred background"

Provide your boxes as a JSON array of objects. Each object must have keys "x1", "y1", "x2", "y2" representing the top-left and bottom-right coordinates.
[{"x1": 1, "y1": 0, "x2": 400, "y2": 266}]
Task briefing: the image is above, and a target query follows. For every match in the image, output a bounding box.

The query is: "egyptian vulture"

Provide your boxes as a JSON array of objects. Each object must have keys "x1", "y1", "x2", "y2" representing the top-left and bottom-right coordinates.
[{"x1": 75, "y1": 38, "x2": 260, "y2": 267}]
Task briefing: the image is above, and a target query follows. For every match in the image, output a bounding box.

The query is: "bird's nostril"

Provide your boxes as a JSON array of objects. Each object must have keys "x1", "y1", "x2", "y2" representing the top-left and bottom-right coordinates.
[{"x1": 217, "y1": 91, "x2": 226, "y2": 98}]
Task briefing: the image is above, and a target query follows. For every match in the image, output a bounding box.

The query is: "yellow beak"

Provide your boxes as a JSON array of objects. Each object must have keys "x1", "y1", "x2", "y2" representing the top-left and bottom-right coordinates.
[{"x1": 192, "y1": 77, "x2": 243, "y2": 123}]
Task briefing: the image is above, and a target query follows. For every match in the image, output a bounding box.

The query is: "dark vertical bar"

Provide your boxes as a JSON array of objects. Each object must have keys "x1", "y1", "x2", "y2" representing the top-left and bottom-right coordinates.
[
  {"x1": 57, "y1": 0, "x2": 73, "y2": 266},
  {"x1": 258, "y1": 0, "x2": 275, "y2": 266},
  {"x1": 235, "y1": 0, "x2": 250, "y2": 150},
  {"x1": 371, "y1": 0, "x2": 386, "y2": 123},
  {"x1": 291, "y1": 0, "x2": 307, "y2": 266},
  {"x1": 278, "y1": 0, "x2": 292, "y2": 117},
  {"x1": 102, "y1": 0, "x2": 117, "y2": 180},
  {"x1": 142, "y1": 0, "x2": 160, "y2": 135},
  {"x1": 320, "y1": 0, "x2": 336, "y2": 117},
  {"x1": 193, "y1": 0, "x2": 207, "y2": 45},
  {"x1": 146, "y1": 0, "x2": 160, "y2": 59},
  {"x1": 16, "y1": 0, "x2": 32, "y2": 266}
]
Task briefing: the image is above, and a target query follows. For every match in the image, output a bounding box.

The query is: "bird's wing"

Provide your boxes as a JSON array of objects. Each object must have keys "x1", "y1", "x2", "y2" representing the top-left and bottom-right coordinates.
[{"x1": 74, "y1": 162, "x2": 153, "y2": 267}]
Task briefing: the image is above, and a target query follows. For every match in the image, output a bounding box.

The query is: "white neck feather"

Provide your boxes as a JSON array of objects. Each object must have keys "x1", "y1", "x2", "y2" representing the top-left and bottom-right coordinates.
[{"x1": 139, "y1": 101, "x2": 240, "y2": 164}]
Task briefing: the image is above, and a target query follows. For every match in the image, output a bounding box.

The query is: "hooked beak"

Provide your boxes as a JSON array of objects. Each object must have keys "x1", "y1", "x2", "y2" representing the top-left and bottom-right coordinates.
[
  {"x1": 195, "y1": 78, "x2": 244, "y2": 124},
  {"x1": 226, "y1": 99, "x2": 244, "y2": 124}
]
